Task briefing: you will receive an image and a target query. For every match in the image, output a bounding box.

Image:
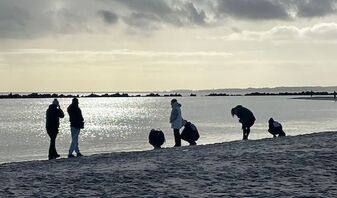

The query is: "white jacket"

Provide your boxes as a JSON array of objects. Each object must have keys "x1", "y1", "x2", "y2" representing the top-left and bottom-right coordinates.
[{"x1": 170, "y1": 102, "x2": 183, "y2": 129}]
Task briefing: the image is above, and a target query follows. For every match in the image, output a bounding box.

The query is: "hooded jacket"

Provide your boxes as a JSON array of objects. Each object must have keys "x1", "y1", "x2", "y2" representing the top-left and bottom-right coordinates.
[
  {"x1": 67, "y1": 103, "x2": 84, "y2": 129},
  {"x1": 232, "y1": 105, "x2": 256, "y2": 126},
  {"x1": 46, "y1": 104, "x2": 64, "y2": 132},
  {"x1": 170, "y1": 102, "x2": 183, "y2": 129}
]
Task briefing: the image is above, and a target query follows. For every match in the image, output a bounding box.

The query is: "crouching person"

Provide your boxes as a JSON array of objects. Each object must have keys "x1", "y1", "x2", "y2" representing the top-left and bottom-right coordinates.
[
  {"x1": 268, "y1": 118, "x2": 286, "y2": 137},
  {"x1": 149, "y1": 129, "x2": 165, "y2": 149},
  {"x1": 181, "y1": 121, "x2": 199, "y2": 146}
]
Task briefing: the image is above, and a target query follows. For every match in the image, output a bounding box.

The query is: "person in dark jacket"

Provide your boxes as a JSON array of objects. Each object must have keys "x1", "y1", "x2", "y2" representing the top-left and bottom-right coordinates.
[
  {"x1": 46, "y1": 99, "x2": 64, "y2": 160},
  {"x1": 149, "y1": 129, "x2": 165, "y2": 149},
  {"x1": 231, "y1": 105, "x2": 256, "y2": 140},
  {"x1": 67, "y1": 98, "x2": 84, "y2": 158},
  {"x1": 181, "y1": 121, "x2": 199, "y2": 146},
  {"x1": 268, "y1": 118, "x2": 286, "y2": 137}
]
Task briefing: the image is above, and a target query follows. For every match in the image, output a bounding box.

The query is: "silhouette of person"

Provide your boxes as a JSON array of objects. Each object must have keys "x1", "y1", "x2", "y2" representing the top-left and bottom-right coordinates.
[
  {"x1": 46, "y1": 99, "x2": 64, "y2": 160},
  {"x1": 149, "y1": 129, "x2": 165, "y2": 149},
  {"x1": 268, "y1": 118, "x2": 286, "y2": 137},
  {"x1": 170, "y1": 99, "x2": 183, "y2": 147},
  {"x1": 181, "y1": 121, "x2": 199, "y2": 146},
  {"x1": 67, "y1": 98, "x2": 84, "y2": 158},
  {"x1": 231, "y1": 105, "x2": 256, "y2": 140}
]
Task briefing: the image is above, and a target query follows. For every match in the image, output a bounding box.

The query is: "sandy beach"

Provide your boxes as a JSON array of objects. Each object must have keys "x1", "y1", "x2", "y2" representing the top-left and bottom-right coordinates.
[{"x1": 1, "y1": 131, "x2": 337, "y2": 197}]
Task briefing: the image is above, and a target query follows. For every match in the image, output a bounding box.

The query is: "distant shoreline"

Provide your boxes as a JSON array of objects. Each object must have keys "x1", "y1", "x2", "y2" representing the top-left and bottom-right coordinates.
[
  {"x1": 0, "y1": 92, "x2": 184, "y2": 99},
  {"x1": 292, "y1": 96, "x2": 337, "y2": 101},
  {"x1": 1, "y1": 91, "x2": 337, "y2": 99}
]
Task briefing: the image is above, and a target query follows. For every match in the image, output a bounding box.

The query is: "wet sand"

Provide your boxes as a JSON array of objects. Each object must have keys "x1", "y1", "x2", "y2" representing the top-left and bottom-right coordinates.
[{"x1": 1, "y1": 131, "x2": 337, "y2": 197}]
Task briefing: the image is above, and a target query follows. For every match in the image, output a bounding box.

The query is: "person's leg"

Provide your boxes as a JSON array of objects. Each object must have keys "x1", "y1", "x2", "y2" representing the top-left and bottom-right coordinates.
[
  {"x1": 242, "y1": 126, "x2": 250, "y2": 140},
  {"x1": 54, "y1": 132, "x2": 60, "y2": 157},
  {"x1": 242, "y1": 125, "x2": 248, "y2": 140},
  {"x1": 173, "y1": 129, "x2": 181, "y2": 147},
  {"x1": 48, "y1": 132, "x2": 55, "y2": 159},
  {"x1": 69, "y1": 127, "x2": 77, "y2": 156},
  {"x1": 74, "y1": 129, "x2": 81, "y2": 155},
  {"x1": 246, "y1": 127, "x2": 250, "y2": 139}
]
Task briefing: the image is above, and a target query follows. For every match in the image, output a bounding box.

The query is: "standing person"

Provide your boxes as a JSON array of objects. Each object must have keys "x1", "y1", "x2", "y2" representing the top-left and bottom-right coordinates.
[
  {"x1": 67, "y1": 98, "x2": 84, "y2": 158},
  {"x1": 46, "y1": 99, "x2": 64, "y2": 160},
  {"x1": 231, "y1": 105, "x2": 256, "y2": 140},
  {"x1": 170, "y1": 99, "x2": 183, "y2": 147}
]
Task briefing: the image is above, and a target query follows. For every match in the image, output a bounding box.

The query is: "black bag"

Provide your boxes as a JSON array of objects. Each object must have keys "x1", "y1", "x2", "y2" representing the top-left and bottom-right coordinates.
[
  {"x1": 181, "y1": 122, "x2": 199, "y2": 142},
  {"x1": 149, "y1": 129, "x2": 165, "y2": 148}
]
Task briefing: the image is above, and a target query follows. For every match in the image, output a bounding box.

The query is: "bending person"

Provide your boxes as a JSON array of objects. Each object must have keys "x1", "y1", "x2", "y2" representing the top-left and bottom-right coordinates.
[{"x1": 231, "y1": 105, "x2": 256, "y2": 140}]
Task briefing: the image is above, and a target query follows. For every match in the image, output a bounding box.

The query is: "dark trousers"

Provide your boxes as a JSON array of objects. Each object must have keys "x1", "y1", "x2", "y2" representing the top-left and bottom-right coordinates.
[
  {"x1": 242, "y1": 127, "x2": 250, "y2": 140},
  {"x1": 47, "y1": 129, "x2": 59, "y2": 159},
  {"x1": 242, "y1": 121, "x2": 254, "y2": 140},
  {"x1": 173, "y1": 129, "x2": 181, "y2": 146}
]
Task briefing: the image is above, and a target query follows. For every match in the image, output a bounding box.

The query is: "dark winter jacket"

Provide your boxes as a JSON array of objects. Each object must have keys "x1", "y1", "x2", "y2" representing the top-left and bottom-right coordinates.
[
  {"x1": 268, "y1": 118, "x2": 286, "y2": 137},
  {"x1": 46, "y1": 104, "x2": 64, "y2": 131},
  {"x1": 67, "y1": 103, "x2": 84, "y2": 129},
  {"x1": 232, "y1": 105, "x2": 256, "y2": 126}
]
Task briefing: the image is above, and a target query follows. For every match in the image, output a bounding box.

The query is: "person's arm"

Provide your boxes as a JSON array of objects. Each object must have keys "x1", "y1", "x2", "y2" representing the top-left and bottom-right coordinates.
[
  {"x1": 79, "y1": 108, "x2": 84, "y2": 122},
  {"x1": 58, "y1": 108, "x2": 65, "y2": 118},
  {"x1": 170, "y1": 109, "x2": 178, "y2": 123}
]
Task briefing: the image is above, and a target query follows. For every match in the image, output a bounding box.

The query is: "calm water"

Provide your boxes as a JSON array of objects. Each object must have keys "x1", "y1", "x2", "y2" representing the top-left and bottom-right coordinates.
[{"x1": 0, "y1": 96, "x2": 337, "y2": 163}]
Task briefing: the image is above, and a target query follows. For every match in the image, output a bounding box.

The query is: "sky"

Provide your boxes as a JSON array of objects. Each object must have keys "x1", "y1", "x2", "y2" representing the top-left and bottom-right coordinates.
[{"x1": 1, "y1": 0, "x2": 337, "y2": 92}]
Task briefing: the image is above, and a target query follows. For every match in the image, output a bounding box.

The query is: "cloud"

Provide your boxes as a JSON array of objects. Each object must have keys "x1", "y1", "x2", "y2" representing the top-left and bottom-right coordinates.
[
  {"x1": 215, "y1": 0, "x2": 337, "y2": 20},
  {"x1": 294, "y1": 0, "x2": 337, "y2": 18},
  {"x1": 0, "y1": 49, "x2": 233, "y2": 57},
  {"x1": 1, "y1": 0, "x2": 337, "y2": 39},
  {"x1": 97, "y1": 10, "x2": 118, "y2": 24},
  {"x1": 200, "y1": 23, "x2": 337, "y2": 41},
  {"x1": 216, "y1": 0, "x2": 290, "y2": 20}
]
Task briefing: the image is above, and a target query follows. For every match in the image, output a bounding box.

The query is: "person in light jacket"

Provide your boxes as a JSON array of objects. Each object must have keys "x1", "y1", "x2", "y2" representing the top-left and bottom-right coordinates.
[
  {"x1": 231, "y1": 105, "x2": 256, "y2": 140},
  {"x1": 170, "y1": 99, "x2": 183, "y2": 147}
]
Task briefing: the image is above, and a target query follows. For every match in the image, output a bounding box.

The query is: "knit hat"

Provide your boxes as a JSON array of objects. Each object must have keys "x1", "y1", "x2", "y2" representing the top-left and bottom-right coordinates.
[{"x1": 52, "y1": 99, "x2": 59, "y2": 106}]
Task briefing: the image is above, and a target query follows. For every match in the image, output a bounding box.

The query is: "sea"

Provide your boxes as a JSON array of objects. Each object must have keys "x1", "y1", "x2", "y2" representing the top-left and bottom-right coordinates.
[{"x1": 1, "y1": 95, "x2": 337, "y2": 164}]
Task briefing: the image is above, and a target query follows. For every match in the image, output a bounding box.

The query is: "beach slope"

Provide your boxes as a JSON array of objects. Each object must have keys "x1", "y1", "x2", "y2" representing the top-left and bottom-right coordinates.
[{"x1": 1, "y1": 132, "x2": 337, "y2": 197}]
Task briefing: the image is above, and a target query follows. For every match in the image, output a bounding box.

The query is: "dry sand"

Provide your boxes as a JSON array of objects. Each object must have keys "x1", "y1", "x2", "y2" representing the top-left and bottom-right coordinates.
[{"x1": 1, "y1": 131, "x2": 337, "y2": 197}]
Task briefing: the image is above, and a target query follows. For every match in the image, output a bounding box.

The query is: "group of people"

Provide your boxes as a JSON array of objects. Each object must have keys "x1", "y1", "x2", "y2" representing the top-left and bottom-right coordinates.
[
  {"x1": 166, "y1": 99, "x2": 286, "y2": 148},
  {"x1": 46, "y1": 98, "x2": 84, "y2": 160},
  {"x1": 230, "y1": 104, "x2": 286, "y2": 139},
  {"x1": 46, "y1": 97, "x2": 285, "y2": 159}
]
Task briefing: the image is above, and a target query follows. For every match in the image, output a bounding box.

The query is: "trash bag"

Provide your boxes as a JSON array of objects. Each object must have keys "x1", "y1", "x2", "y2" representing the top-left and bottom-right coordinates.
[
  {"x1": 149, "y1": 129, "x2": 165, "y2": 149},
  {"x1": 181, "y1": 122, "x2": 199, "y2": 144}
]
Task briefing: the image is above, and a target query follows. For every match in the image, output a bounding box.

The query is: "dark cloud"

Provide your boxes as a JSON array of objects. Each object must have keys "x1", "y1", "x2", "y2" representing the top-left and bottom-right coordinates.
[
  {"x1": 1, "y1": 0, "x2": 337, "y2": 39},
  {"x1": 294, "y1": 0, "x2": 337, "y2": 18},
  {"x1": 97, "y1": 10, "x2": 118, "y2": 24},
  {"x1": 182, "y1": 3, "x2": 207, "y2": 25},
  {"x1": 116, "y1": 0, "x2": 208, "y2": 27},
  {"x1": 217, "y1": 0, "x2": 290, "y2": 20},
  {"x1": 123, "y1": 13, "x2": 161, "y2": 30}
]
